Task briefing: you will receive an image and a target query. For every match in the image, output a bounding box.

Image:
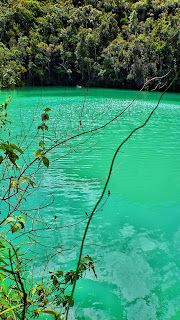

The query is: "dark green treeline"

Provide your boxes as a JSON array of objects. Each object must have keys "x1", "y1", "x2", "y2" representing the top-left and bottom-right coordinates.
[{"x1": 0, "y1": 0, "x2": 179, "y2": 90}]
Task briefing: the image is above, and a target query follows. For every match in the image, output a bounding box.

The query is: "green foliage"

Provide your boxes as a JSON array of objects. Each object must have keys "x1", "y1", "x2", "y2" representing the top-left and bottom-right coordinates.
[
  {"x1": 0, "y1": 236, "x2": 25, "y2": 319},
  {"x1": 0, "y1": 142, "x2": 24, "y2": 166},
  {"x1": 0, "y1": 97, "x2": 11, "y2": 130},
  {"x1": 35, "y1": 107, "x2": 52, "y2": 167},
  {"x1": 0, "y1": 98, "x2": 97, "y2": 319},
  {"x1": 0, "y1": 0, "x2": 179, "y2": 90}
]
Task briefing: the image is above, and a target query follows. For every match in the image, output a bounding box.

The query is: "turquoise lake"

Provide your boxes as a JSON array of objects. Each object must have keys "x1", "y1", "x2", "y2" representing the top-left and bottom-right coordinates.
[{"x1": 0, "y1": 87, "x2": 180, "y2": 319}]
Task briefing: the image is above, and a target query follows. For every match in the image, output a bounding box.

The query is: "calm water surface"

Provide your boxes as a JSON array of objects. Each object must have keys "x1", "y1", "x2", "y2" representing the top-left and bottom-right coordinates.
[{"x1": 0, "y1": 87, "x2": 180, "y2": 319}]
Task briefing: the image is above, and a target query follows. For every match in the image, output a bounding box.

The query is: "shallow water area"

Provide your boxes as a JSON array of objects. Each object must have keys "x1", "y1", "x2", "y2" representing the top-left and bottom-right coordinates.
[{"x1": 0, "y1": 87, "x2": 180, "y2": 319}]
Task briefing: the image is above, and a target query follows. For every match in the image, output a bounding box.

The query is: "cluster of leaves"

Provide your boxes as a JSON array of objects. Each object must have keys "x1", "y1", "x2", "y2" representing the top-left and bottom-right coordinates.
[
  {"x1": 0, "y1": 0, "x2": 179, "y2": 90},
  {"x1": 0, "y1": 233, "x2": 96, "y2": 319},
  {"x1": 33, "y1": 255, "x2": 96, "y2": 319},
  {"x1": 0, "y1": 237, "x2": 25, "y2": 320},
  {"x1": 0, "y1": 97, "x2": 11, "y2": 130},
  {"x1": 0, "y1": 142, "x2": 23, "y2": 166},
  {"x1": 6, "y1": 215, "x2": 26, "y2": 234},
  {"x1": 0, "y1": 98, "x2": 97, "y2": 319},
  {"x1": 0, "y1": 95, "x2": 25, "y2": 166},
  {"x1": 35, "y1": 107, "x2": 52, "y2": 168}
]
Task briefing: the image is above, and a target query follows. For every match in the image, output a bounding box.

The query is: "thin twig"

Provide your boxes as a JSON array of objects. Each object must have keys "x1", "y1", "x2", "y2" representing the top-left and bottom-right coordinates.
[{"x1": 65, "y1": 72, "x2": 179, "y2": 319}]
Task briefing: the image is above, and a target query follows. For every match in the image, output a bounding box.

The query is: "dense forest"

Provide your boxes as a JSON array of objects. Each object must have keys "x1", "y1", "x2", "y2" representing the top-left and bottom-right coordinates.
[{"x1": 0, "y1": 0, "x2": 179, "y2": 90}]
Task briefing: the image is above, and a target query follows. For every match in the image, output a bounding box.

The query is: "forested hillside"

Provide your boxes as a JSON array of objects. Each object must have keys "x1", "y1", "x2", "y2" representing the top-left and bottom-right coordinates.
[{"x1": 0, "y1": 0, "x2": 179, "y2": 90}]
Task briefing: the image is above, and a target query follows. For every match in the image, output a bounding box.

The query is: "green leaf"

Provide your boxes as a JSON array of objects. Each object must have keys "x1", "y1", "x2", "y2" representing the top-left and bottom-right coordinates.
[
  {"x1": 39, "y1": 140, "x2": 45, "y2": 147},
  {"x1": 35, "y1": 149, "x2": 42, "y2": 157},
  {"x1": 44, "y1": 108, "x2": 51, "y2": 112},
  {"x1": 0, "y1": 296, "x2": 16, "y2": 318},
  {"x1": 9, "y1": 153, "x2": 19, "y2": 165},
  {"x1": 42, "y1": 156, "x2": 49, "y2": 168},
  {"x1": 18, "y1": 215, "x2": 26, "y2": 224},
  {"x1": 19, "y1": 221, "x2": 25, "y2": 229},
  {"x1": 0, "y1": 240, "x2": 5, "y2": 248},
  {"x1": 0, "y1": 250, "x2": 9, "y2": 258},
  {"x1": 21, "y1": 177, "x2": 35, "y2": 187},
  {"x1": 0, "y1": 143, "x2": 7, "y2": 151},
  {"x1": 6, "y1": 217, "x2": 16, "y2": 224},
  {"x1": 10, "y1": 181, "x2": 18, "y2": 188},
  {"x1": 0, "y1": 275, "x2": 7, "y2": 293},
  {"x1": 69, "y1": 298, "x2": 74, "y2": 307},
  {"x1": 52, "y1": 276, "x2": 58, "y2": 286},
  {"x1": 17, "y1": 215, "x2": 25, "y2": 229},
  {"x1": 11, "y1": 224, "x2": 20, "y2": 234},
  {"x1": 21, "y1": 176, "x2": 27, "y2": 181},
  {"x1": 56, "y1": 270, "x2": 63, "y2": 277},
  {"x1": 0, "y1": 256, "x2": 8, "y2": 265},
  {"x1": 0, "y1": 155, "x2": 3, "y2": 164},
  {"x1": 29, "y1": 178, "x2": 35, "y2": 187},
  {"x1": 0, "y1": 304, "x2": 23, "y2": 316},
  {"x1": 11, "y1": 144, "x2": 23, "y2": 154},
  {"x1": 36, "y1": 309, "x2": 58, "y2": 317},
  {"x1": 37, "y1": 125, "x2": 43, "y2": 130},
  {"x1": 41, "y1": 112, "x2": 49, "y2": 121}
]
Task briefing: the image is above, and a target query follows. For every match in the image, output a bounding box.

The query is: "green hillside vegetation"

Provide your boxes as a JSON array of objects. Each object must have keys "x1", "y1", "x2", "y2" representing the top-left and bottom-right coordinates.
[{"x1": 0, "y1": 0, "x2": 179, "y2": 90}]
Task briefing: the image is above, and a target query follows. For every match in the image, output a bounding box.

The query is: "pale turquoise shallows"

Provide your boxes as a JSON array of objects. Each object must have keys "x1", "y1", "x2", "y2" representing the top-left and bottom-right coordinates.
[{"x1": 0, "y1": 87, "x2": 180, "y2": 320}]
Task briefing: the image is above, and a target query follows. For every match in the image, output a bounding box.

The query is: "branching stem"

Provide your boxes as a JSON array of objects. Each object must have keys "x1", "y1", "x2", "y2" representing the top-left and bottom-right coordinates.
[{"x1": 65, "y1": 72, "x2": 179, "y2": 319}]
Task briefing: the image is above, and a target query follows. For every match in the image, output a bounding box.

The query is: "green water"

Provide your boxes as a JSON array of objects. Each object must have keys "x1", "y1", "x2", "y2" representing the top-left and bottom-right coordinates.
[{"x1": 0, "y1": 87, "x2": 180, "y2": 319}]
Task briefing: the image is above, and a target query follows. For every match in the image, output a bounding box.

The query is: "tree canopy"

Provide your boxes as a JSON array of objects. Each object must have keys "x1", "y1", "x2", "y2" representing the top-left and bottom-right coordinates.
[{"x1": 0, "y1": 0, "x2": 179, "y2": 90}]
